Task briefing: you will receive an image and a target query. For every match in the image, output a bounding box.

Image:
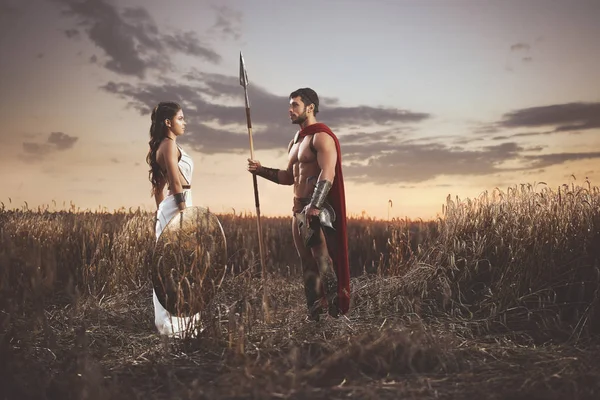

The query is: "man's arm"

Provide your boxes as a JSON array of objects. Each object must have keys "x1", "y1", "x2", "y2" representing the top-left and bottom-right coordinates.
[
  {"x1": 308, "y1": 132, "x2": 337, "y2": 210},
  {"x1": 313, "y1": 133, "x2": 336, "y2": 183},
  {"x1": 277, "y1": 139, "x2": 295, "y2": 185},
  {"x1": 247, "y1": 140, "x2": 294, "y2": 185},
  {"x1": 253, "y1": 164, "x2": 294, "y2": 186}
]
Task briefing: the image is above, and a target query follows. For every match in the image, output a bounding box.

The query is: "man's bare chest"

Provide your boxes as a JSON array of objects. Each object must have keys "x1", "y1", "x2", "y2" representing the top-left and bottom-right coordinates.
[{"x1": 289, "y1": 136, "x2": 317, "y2": 164}]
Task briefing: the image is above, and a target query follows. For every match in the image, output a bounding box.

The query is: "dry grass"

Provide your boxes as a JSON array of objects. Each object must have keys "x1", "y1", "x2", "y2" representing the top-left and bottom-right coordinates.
[{"x1": 1, "y1": 179, "x2": 600, "y2": 399}]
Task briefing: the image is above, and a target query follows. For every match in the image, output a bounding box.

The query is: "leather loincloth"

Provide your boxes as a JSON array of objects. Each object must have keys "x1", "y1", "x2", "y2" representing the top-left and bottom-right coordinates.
[{"x1": 292, "y1": 197, "x2": 311, "y2": 214}]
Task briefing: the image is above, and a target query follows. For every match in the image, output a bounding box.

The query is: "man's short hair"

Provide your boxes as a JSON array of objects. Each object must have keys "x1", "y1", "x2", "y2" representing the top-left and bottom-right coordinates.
[{"x1": 290, "y1": 88, "x2": 319, "y2": 115}]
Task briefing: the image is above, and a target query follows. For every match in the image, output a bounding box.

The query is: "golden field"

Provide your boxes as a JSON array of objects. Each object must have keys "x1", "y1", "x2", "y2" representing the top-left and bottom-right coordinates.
[{"x1": 1, "y1": 179, "x2": 600, "y2": 399}]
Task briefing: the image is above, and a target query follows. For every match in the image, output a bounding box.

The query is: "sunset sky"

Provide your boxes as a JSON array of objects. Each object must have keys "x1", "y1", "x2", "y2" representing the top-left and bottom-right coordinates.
[{"x1": 1, "y1": 0, "x2": 599, "y2": 220}]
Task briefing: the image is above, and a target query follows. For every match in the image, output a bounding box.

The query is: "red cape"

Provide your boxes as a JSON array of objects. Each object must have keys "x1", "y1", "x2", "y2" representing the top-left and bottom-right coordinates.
[{"x1": 297, "y1": 122, "x2": 351, "y2": 314}]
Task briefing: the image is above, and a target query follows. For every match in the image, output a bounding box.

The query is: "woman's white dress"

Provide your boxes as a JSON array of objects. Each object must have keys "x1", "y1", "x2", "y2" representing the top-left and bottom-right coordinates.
[{"x1": 152, "y1": 143, "x2": 201, "y2": 338}]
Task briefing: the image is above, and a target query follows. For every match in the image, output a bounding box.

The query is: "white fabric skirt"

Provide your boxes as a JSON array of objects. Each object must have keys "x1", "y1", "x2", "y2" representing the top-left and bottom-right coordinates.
[{"x1": 152, "y1": 189, "x2": 202, "y2": 338}]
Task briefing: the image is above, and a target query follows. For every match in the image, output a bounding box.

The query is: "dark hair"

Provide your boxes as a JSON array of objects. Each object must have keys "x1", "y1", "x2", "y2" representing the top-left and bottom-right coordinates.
[
  {"x1": 146, "y1": 101, "x2": 181, "y2": 195},
  {"x1": 289, "y1": 88, "x2": 319, "y2": 115}
]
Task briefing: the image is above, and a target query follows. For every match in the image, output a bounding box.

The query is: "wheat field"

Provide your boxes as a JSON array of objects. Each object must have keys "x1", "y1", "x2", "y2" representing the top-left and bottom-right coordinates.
[{"x1": 1, "y1": 180, "x2": 600, "y2": 399}]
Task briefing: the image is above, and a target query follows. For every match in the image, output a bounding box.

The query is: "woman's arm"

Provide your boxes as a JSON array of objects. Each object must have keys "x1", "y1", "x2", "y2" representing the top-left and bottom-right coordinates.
[
  {"x1": 153, "y1": 178, "x2": 166, "y2": 208},
  {"x1": 160, "y1": 140, "x2": 186, "y2": 211}
]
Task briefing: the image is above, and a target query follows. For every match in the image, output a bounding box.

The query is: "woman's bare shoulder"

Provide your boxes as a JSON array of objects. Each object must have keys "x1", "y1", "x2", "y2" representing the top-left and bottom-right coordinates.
[{"x1": 157, "y1": 139, "x2": 176, "y2": 157}]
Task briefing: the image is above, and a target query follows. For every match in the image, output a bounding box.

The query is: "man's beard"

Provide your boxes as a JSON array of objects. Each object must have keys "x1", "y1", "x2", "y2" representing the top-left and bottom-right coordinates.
[{"x1": 291, "y1": 111, "x2": 308, "y2": 125}]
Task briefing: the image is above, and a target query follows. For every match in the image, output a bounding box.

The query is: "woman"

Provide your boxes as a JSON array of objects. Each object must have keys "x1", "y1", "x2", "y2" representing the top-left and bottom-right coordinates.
[{"x1": 146, "y1": 101, "x2": 199, "y2": 338}]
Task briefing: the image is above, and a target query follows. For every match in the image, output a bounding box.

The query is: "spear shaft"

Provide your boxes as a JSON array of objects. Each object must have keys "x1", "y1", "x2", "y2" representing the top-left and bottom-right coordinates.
[{"x1": 239, "y1": 52, "x2": 269, "y2": 319}]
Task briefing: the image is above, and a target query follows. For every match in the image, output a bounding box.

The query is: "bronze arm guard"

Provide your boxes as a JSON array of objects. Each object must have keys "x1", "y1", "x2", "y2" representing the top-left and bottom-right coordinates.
[
  {"x1": 256, "y1": 166, "x2": 280, "y2": 184},
  {"x1": 309, "y1": 180, "x2": 333, "y2": 209},
  {"x1": 174, "y1": 192, "x2": 186, "y2": 205}
]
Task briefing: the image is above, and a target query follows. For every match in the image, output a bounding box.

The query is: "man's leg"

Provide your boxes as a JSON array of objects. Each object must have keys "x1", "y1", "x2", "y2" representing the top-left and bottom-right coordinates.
[
  {"x1": 292, "y1": 216, "x2": 324, "y2": 320},
  {"x1": 309, "y1": 226, "x2": 339, "y2": 317}
]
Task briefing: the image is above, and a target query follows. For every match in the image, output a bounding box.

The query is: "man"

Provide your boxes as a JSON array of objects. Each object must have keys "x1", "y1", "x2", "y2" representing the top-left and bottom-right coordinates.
[{"x1": 247, "y1": 88, "x2": 350, "y2": 321}]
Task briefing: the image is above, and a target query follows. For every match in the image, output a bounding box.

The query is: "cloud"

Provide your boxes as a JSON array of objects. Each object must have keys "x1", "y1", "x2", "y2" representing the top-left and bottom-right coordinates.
[
  {"x1": 523, "y1": 169, "x2": 546, "y2": 176},
  {"x1": 162, "y1": 32, "x2": 220, "y2": 63},
  {"x1": 524, "y1": 152, "x2": 600, "y2": 169},
  {"x1": 48, "y1": 131, "x2": 78, "y2": 150},
  {"x1": 472, "y1": 123, "x2": 501, "y2": 135},
  {"x1": 510, "y1": 42, "x2": 531, "y2": 52},
  {"x1": 491, "y1": 130, "x2": 556, "y2": 140},
  {"x1": 180, "y1": 123, "x2": 251, "y2": 154},
  {"x1": 341, "y1": 136, "x2": 600, "y2": 185},
  {"x1": 21, "y1": 132, "x2": 79, "y2": 158},
  {"x1": 53, "y1": 0, "x2": 221, "y2": 78},
  {"x1": 0, "y1": 1, "x2": 19, "y2": 15},
  {"x1": 323, "y1": 105, "x2": 429, "y2": 126},
  {"x1": 452, "y1": 137, "x2": 486, "y2": 145},
  {"x1": 209, "y1": 5, "x2": 242, "y2": 40},
  {"x1": 100, "y1": 72, "x2": 432, "y2": 155},
  {"x1": 399, "y1": 184, "x2": 453, "y2": 190},
  {"x1": 64, "y1": 28, "x2": 80, "y2": 38},
  {"x1": 499, "y1": 102, "x2": 600, "y2": 133},
  {"x1": 22, "y1": 143, "x2": 52, "y2": 156},
  {"x1": 511, "y1": 131, "x2": 554, "y2": 138},
  {"x1": 506, "y1": 42, "x2": 534, "y2": 70},
  {"x1": 342, "y1": 142, "x2": 527, "y2": 184}
]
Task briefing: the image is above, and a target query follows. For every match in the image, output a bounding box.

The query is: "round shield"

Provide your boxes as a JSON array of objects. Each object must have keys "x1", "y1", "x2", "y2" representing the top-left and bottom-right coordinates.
[{"x1": 152, "y1": 206, "x2": 227, "y2": 317}]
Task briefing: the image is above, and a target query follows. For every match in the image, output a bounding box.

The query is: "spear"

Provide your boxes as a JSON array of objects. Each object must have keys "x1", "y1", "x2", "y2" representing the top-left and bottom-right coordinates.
[{"x1": 239, "y1": 51, "x2": 270, "y2": 319}]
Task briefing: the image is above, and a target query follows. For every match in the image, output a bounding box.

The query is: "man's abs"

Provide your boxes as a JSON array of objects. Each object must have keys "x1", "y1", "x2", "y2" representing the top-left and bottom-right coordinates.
[
  {"x1": 293, "y1": 160, "x2": 321, "y2": 199},
  {"x1": 290, "y1": 134, "x2": 321, "y2": 199}
]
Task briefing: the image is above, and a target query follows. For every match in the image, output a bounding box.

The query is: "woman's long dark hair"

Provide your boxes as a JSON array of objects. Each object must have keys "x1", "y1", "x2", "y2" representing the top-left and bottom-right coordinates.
[{"x1": 146, "y1": 101, "x2": 181, "y2": 196}]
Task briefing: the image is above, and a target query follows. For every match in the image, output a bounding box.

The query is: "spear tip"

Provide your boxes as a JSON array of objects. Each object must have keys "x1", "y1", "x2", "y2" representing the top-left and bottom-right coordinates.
[{"x1": 239, "y1": 51, "x2": 248, "y2": 87}]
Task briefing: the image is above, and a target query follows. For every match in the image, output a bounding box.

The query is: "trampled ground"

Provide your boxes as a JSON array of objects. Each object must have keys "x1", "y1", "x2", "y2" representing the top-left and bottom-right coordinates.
[{"x1": 3, "y1": 275, "x2": 600, "y2": 400}]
